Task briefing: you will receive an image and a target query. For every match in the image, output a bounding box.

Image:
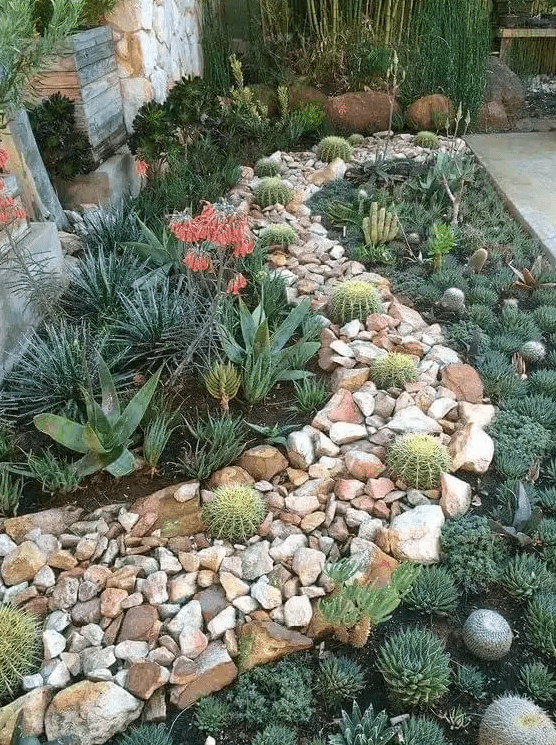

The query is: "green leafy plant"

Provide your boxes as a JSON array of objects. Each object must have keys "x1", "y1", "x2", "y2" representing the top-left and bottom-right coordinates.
[
  {"x1": 0, "y1": 470, "x2": 22, "y2": 516},
  {"x1": 0, "y1": 604, "x2": 40, "y2": 700},
  {"x1": 202, "y1": 483, "x2": 266, "y2": 541},
  {"x1": 478, "y1": 695, "x2": 556, "y2": 745},
  {"x1": 454, "y1": 664, "x2": 486, "y2": 699},
  {"x1": 328, "y1": 702, "x2": 394, "y2": 745},
  {"x1": 194, "y1": 696, "x2": 232, "y2": 735},
  {"x1": 128, "y1": 101, "x2": 178, "y2": 167},
  {"x1": 34, "y1": 357, "x2": 161, "y2": 478},
  {"x1": 414, "y1": 131, "x2": 439, "y2": 149},
  {"x1": 245, "y1": 422, "x2": 297, "y2": 447},
  {"x1": 520, "y1": 662, "x2": 556, "y2": 704},
  {"x1": 529, "y1": 369, "x2": 556, "y2": 397},
  {"x1": 428, "y1": 222, "x2": 455, "y2": 270},
  {"x1": 122, "y1": 219, "x2": 185, "y2": 286},
  {"x1": 387, "y1": 434, "x2": 450, "y2": 489},
  {"x1": 489, "y1": 411, "x2": 552, "y2": 479},
  {"x1": 440, "y1": 514, "x2": 507, "y2": 593},
  {"x1": 79, "y1": 198, "x2": 141, "y2": 253},
  {"x1": 204, "y1": 362, "x2": 242, "y2": 411},
  {"x1": 253, "y1": 725, "x2": 296, "y2": 745},
  {"x1": 318, "y1": 136, "x2": 353, "y2": 162},
  {"x1": 142, "y1": 414, "x2": 179, "y2": 473},
  {"x1": 527, "y1": 591, "x2": 556, "y2": 658},
  {"x1": 255, "y1": 178, "x2": 293, "y2": 208},
  {"x1": 362, "y1": 202, "x2": 399, "y2": 247},
  {"x1": 403, "y1": 565, "x2": 459, "y2": 615},
  {"x1": 0, "y1": 423, "x2": 14, "y2": 462},
  {"x1": 292, "y1": 377, "x2": 328, "y2": 413},
  {"x1": 319, "y1": 559, "x2": 419, "y2": 647},
  {"x1": 377, "y1": 627, "x2": 451, "y2": 708},
  {"x1": 179, "y1": 413, "x2": 247, "y2": 480},
  {"x1": 328, "y1": 280, "x2": 382, "y2": 325},
  {"x1": 10, "y1": 450, "x2": 82, "y2": 495},
  {"x1": 258, "y1": 224, "x2": 297, "y2": 247},
  {"x1": 254, "y1": 158, "x2": 282, "y2": 177},
  {"x1": 118, "y1": 724, "x2": 173, "y2": 745},
  {"x1": 370, "y1": 353, "x2": 417, "y2": 390},
  {"x1": 316, "y1": 656, "x2": 365, "y2": 706},
  {"x1": 400, "y1": 718, "x2": 447, "y2": 745},
  {"x1": 501, "y1": 553, "x2": 555, "y2": 599}
]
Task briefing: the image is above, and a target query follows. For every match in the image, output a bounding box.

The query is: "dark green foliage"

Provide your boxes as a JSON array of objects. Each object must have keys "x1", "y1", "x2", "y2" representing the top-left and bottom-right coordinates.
[
  {"x1": 489, "y1": 410, "x2": 552, "y2": 478},
  {"x1": 254, "y1": 158, "x2": 282, "y2": 178},
  {"x1": 490, "y1": 332, "x2": 525, "y2": 355},
  {"x1": 537, "y1": 487, "x2": 556, "y2": 512},
  {"x1": 520, "y1": 662, "x2": 556, "y2": 703},
  {"x1": 533, "y1": 288, "x2": 556, "y2": 306},
  {"x1": 502, "y1": 394, "x2": 556, "y2": 431},
  {"x1": 497, "y1": 305, "x2": 541, "y2": 342},
  {"x1": 501, "y1": 554, "x2": 555, "y2": 599},
  {"x1": 328, "y1": 702, "x2": 394, "y2": 745},
  {"x1": 400, "y1": 718, "x2": 447, "y2": 745},
  {"x1": 538, "y1": 517, "x2": 556, "y2": 547},
  {"x1": 79, "y1": 199, "x2": 142, "y2": 254},
  {"x1": 447, "y1": 321, "x2": 490, "y2": 356},
  {"x1": 466, "y1": 285, "x2": 498, "y2": 307},
  {"x1": 429, "y1": 266, "x2": 467, "y2": 294},
  {"x1": 11, "y1": 450, "x2": 82, "y2": 495},
  {"x1": 377, "y1": 627, "x2": 451, "y2": 707},
  {"x1": 293, "y1": 378, "x2": 329, "y2": 414},
  {"x1": 440, "y1": 515, "x2": 507, "y2": 593},
  {"x1": 527, "y1": 591, "x2": 556, "y2": 658},
  {"x1": 29, "y1": 93, "x2": 93, "y2": 180},
  {"x1": 128, "y1": 101, "x2": 178, "y2": 163},
  {"x1": 195, "y1": 696, "x2": 232, "y2": 735},
  {"x1": 403, "y1": 565, "x2": 459, "y2": 615},
  {"x1": 466, "y1": 304, "x2": 497, "y2": 332},
  {"x1": 534, "y1": 305, "x2": 556, "y2": 334},
  {"x1": 227, "y1": 658, "x2": 313, "y2": 728},
  {"x1": 454, "y1": 664, "x2": 486, "y2": 699},
  {"x1": 529, "y1": 369, "x2": 556, "y2": 398},
  {"x1": 306, "y1": 180, "x2": 356, "y2": 218},
  {"x1": 316, "y1": 656, "x2": 365, "y2": 706},
  {"x1": 164, "y1": 75, "x2": 218, "y2": 127},
  {"x1": 252, "y1": 725, "x2": 296, "y2": 745},
  {"x1": 178, "y1": 413, "x2": 248, "y2": 480},
  {"x1": 476, "y1": 351, "x2": 527, "y2": 402},
  {"x1": 118, "y1": 725, "x2": 172, "y2": 745}
]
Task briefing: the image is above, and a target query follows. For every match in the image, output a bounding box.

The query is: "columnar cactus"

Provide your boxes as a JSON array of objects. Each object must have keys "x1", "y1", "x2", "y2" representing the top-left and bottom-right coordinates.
[
  {"x1": 318, "y1": 136, "x2": 353, "y2": 162},
  {"x1": 362, "y1": 202, "x2": 399, "y2": 246},
  {"x1": 462, "y1": 609, "x2": 513, "y2": 661},
  {"x1": 479, "y1": 696, "x2": 556, "y2": 745}
]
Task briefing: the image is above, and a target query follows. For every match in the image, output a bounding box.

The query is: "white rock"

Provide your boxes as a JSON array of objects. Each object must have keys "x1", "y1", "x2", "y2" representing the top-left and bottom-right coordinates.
[
  {"x1": 283, "y1": 595, "x2": 313, "y2": 627},
  {"x1": 44, "y1": 659, "x2": 71, "y2": 688},
  {"x1": 178, "y1": 629, "x2": 208, "y2": 659},
  {"x1": 22, "y1": 673, "x2": 44, "y2": 690},
  {"x1": 250, "y1": 576, "x2": 282, "y2": 609},
  {"x1": 233, "y1": 595, "x2": 259, "y2": 614},
  {"x1": 167, "y1": 573, "x2": 197, "y2": 603},
  {"x1": 286, "y1": 431, "x2": 316, "y2": 469},
  {"x1": 198, "y1": 545, "x2": 227, "y2": 572},
  {"x1": 269, "y1": 534, "x2": 308, "y2": 563},
  {"x1": 155, "y1": 547, "x2": 182, "y2": 574},
  {"x1": 80, "y1": 624, "x2": 104, "y2": 647},
  {"x1": 241, "y1": 541, "x2": 273, "y2": 580},
  {"x1": 115, "y1": 641, "x2": 149, "y2": 661},
  {"x1": 167, "y1": 600, "x2": 203, "y2": 635},
  {"x1": 43, "y1": 630, "x2": 67, "y2": 660},
  {"x1": 142, "y1": 571, "x2": 168, "y2": 605},
  {"x1": 459, "y1": 402, "x2": 496, "y2": 428},
  {"x1": 427, "y1": 397, "x2": 457, "y2": 420},
  {"x1": 292, "y1": 547, "x2": 325, "y2": 586},
  {"x1": 388, "y1": 505, "x2": 445, "y2": 564},
  {"x1": 388, "y1": 406, "x2": 442, "y2": 434},
  {"x1": 328, "y1": 422, "x2": 367, "y2": 445},
  {"x1": 358, "y1": 518, "x2": 383, "y2": 541},
  {"x1": 313, "y1": 430, "x2": 340, "y2": 457},
  {"x1": 207, "y1": 605, "x2": 236, "y2": 638},
  {"x1": 45, "y1": 610, "x2": 71, "y2": 632},
  {"x1": 439, "y1": 473, "x2": 472, "y2": 517},
  {"x1": 0, "y1": 534, "x2": 17, "y2": 556},
  {"x1": 81, "y1": 646, "x2": 116, "y2": 675},
  {"x1": 219, "y1": 571, "x2": 250, "y2": 601},
  {"x1": 449, "y1": 423, "x2": 494, "y2": 474}
]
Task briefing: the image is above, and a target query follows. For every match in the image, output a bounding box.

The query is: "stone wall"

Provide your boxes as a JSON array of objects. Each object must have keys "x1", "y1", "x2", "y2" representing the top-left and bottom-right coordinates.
[{"x1": 107, "y1": 0, "x2": 203, "y2": 132}]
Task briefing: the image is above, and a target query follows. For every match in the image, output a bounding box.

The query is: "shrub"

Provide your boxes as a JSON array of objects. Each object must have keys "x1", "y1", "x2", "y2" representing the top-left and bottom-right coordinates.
[
  {"x1": 387, "y1": 434, "x2": 450, "y2": 490},
  {"x1": 462, "y1": 609, "x2": 513, "y2": 661},
  {"x1": 403, "y1": 565, "x2": 459, "y2": 615},
  {"x1": 0, "y1": 604, "x2": 40, "y2": 699},
  {"x1": 254, "y1": 158, "x2": 282, "y2": 177},
  {"x1": 328, "y1": 280, "x2": 382, "y2": 325},
  {"x1": 467, "y1": 303, "x2": 498, "y2": 331},
  {"x1": 202, "y1": 484, "x2": 266, "y2": 541},
  {"x1": 255, "y1": 178, "x2": 292, "y2": 208},
  {"x1": 328, "y1": 702, "x2": 394, "y2": 745},
  {"x1": 195, "y1": 696, "x2": 232, "y2": 735},
  {"x1": 478, "y1": 695, "x2": 556, "y2": 745},
  {"x1": 501, "y1": 554, "x2": 555, "y2": 600},
  {"x1": 253, "y1": 725, "x2": 296, "y2": 745},
  {"x1": 401, "y1": 718, "x2": 447, "y2": 745},
  {"x1": 527, "y1": 592, "x2": 556, "y2": 658},
  {"x1": 454, "y1": 664, "x2": 486, "y2": 699},
  {"x1": 316, "y1": 656, "x2": 365, "y2": 706},
  {"x1": 0, "y1": 470, "x2": 22, "y2": 517},
  {"x1": 377, "y1": 627, "x2": 451, "y2": 708},
  {"x1": 370, "y1": 353, "x2": 417, "y2": 389},
  {"x1": 520, "y1": 662, "x2": 556, "y2": 704},
  {"x1": 348, "y1": 133, "x2": 365, "y2": 146},
  {"x1": 466, "y1": 285, "x2": 498, "y2": 307},
  {"x1": 119, "y1": 725, "x2": 172, "y2": 745},
  {"x1": 414, "y1": 131, "x2": 439, "y2": 149},
  {"x1": 258, "y1": 224, "x2": 297, "y2": 247},
  {"x1": 477, "y1": 351, "x2": 527, "y2": 401},
  {"x1": 318, "y1": 136, "x2": 353, "y2": 162},
  {"x1": 228, "y1": 658, "x2": 313, "y2": 727},
  {"x1": 11, "y1": 450, "x2": 82, "y2": 496},
  {"x1": 440, "y1": 515, "x2": 507, "y2": 593},
  {"x1": 489, "y1": 411, "x2": 552, "y2": 479}
]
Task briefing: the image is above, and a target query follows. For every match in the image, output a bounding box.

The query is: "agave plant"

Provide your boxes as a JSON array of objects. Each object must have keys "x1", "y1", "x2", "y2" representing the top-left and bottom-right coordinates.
[{"x1": 34, "y1": 357, "x2": 161, "y2": 478}]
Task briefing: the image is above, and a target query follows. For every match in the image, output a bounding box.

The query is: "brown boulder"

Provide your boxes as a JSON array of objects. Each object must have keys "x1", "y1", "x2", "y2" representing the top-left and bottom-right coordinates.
[
  {"x1": 126, "y1": 661, "x2": 169, "y2": 700},
  {"x1": 4, "y1": 506, "x2": 83, "y2": 542},
  {"x1": 237, "y1": 620, "x2": 313, "y2": 671},
  {"x1": 238, "y1": 445, "x2": 288, "y2": 481},
  {"x1": 484, "y1": 56, "x2": 525, "y2": 120},
  {"x1": 479, "y1": 101, "x2": 509, "y2": 130},
  {"x1": 1, "y1": 541, "x2": 45, "y2": 585},
  {"x1": 326, "y1": 91, "x2": 397, "y2": 133},
  {"x1": 288, "y1": 82, "x2": 328, "y2": 111},
  {"x1": 208, "y1": 466, "x2": 255, "y2": 489},
  {"x1": 169, "y1": 641, "x2": 237, "y2": 708},
  {"x1": 118, "y1": 604, "x2": 162, "y2": 643},
  {"x1": 441, "y1": 364, "x2": 484, "y2": 403},
  {"x1": 406, "y1": 94, "x2": 453, "y2": 131},
  {"x1": 130, "y1": 483, "x2": 205, "y2": 539},
  {"x1": 0, "y1": 686, "x2": 53, "y2": 740}
]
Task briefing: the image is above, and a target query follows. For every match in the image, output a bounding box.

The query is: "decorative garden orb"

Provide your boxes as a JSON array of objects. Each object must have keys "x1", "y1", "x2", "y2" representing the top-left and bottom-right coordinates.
[{"x1": 462, "y1": 609, "x2": 513, "y2": 660}]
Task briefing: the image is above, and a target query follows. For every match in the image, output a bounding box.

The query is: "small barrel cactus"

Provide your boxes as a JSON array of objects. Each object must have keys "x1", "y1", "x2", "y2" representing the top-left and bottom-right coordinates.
[
  {"x1": 0, "y1": 603, "x2": 40, "y2": 699},
  {"x1": 479, "y1": 696, "x2": 556, "y2": 745},
  {"x1": 387, "y1": 433, "x2": 451, "y2": 490},
  {"x1": 204, "y1": 362, "x2": 241, "y2": 411},
  {"x1": 201, "y1": 483, "x2": 266, "y2": 541},
  {"x1": 318, "y1": 136, "x2": 353, "y2": 162},
  {"x1": 258, "y1": 224, "x2": 297, "y2": 247},
  {"x1": 370, "y1": 353, "x2": 418, "y2": 389},
  {"x1": 328, "y1": 280, "x2": 382, "y2": 325},
  {"x1": 362, "y1": 202, "x2": 399, "y2": 246},
  {"x1": 462, "y1": 609, "x2": 513, "y2": 661},
  {"x1": 520, "y1": 340, "x2": 546, "y2": 363},
  {"x1": 254, "y1": 157, "x2": 282, "y2": 178},
  {"x1": 440, "y1": 287, "x2": 466, "y2": 313},
  {"x1": 415, "y1": 131, "x2": 439, "y2": 149},
  {"x1": 255, "y1": 178, "x2": 293, "y2": 208},
  {"x1": 348, "y1": 133, "x2": 365, "y2": 146},
  {"x1": 468, "y1": 247, "x2": 489, "y2": 273}
]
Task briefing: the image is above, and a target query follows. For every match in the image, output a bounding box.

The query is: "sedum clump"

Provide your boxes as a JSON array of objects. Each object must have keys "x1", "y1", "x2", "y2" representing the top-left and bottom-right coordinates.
[
  {"x1": 462, "y1": 609, "x2": 513, "y2": 661},
  {"x1": 377, "y1": 627, "x2": 451, "y2": 708},
  {"x1": 520, "y1": 662, "x2": 556, "y2": 704},
  {"x1": 328, "y1": 280, "x2": 382, "y2": 325},
  {"x1": 258, "y1": 224, "x2": 297, "y2": 247},
  {"x1": 328, "y1": 702, "x2": 394, "y2": 745},
  {"x1": 316, "y1": 656, "x2": 365, "y2": 706},
  {"x1": 370, "y1": 353, "x2": 417, "y2": 389},
  {"x1": 400, "y1": 717, "x2": 447, "y2": 745},
  {"x1": 318, "y1": 136, "x2": 353, "y2": 162},
  {"x1": 501, "y1": 553, "x2": 555, "y2": 599},
  {"x1": 478, "y1": 695, "x2": 556, "y2": 745},
  {"x1": 0, "y1": 603, "x2": 40, "y2": 699},
  {"x1": 195, "y1": 696, "x2": 232, "y2": 735},
  {"x1": 415, "y1": 131, "x2": 439, "y2": 149},
  {"x1": 202, "y1": 483, "x2": 266, "y2": 541},
  {"x1": 403, "y1": 565, "x2": 459, "y2": 615},
  {"x1": 255, "y1": 177, "x2": 292, "y2": 208},
  {"x1": 254, "y1": 157, "x2": 282, "y2": 177},
  {"x1": 387, "y1": 433, "x2": 450, "y2": 489}
]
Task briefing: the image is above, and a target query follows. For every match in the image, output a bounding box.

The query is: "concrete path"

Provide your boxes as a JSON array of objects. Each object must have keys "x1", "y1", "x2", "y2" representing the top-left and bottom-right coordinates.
[{"x1": 466, "y1": 132, "x2": 556, "y2": 262}]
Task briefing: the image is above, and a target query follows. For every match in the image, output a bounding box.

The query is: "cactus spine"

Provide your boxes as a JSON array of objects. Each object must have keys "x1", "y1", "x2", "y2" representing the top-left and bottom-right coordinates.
[
  {"x1": 201, "y1": 483, "x2": 266, "y2": 541},
  {"x1": 318, "y1": 136, "x2": 353, "y2": 162},
  {"x1": 462, "y1": 609, "x2": 513, "y2": 660},
  {"x1": 0, "y1": 603, "x2": 40, "y2": 699},
  {"x1": 387, "y1": 434, "x2": 450, "y2": 489},
  {"x1": 328, "y1": 281, "x2": 382, "y2": 325},
  {"x1": 479, "y1": 696, "x2": 556, "y2": 745}
]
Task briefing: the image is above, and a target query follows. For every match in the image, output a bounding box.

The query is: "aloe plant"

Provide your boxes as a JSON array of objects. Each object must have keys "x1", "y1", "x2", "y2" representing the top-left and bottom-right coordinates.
[
  {"x1": 34, "y1": 357, "x2": 161, "y2": 478},
  {"x1": 123, "y1": 219, "x2": 184, "y2": 287}
]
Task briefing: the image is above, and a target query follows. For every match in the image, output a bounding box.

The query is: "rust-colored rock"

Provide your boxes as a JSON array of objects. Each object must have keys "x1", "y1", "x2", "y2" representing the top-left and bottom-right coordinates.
[
  {"x1": 130, "y1": 483, "x2": 205, "y2": 539},
  {"x1": 4, "y1": 506, "x2": 83, "y2": 542},
  {"x1": 328, "y1": 389, "x2": 364, "y2": 424},
  {"x1": 208, "y1": 466, "x2": 255, "y2": 489},
  {"x1": 479, "y1": 101, "x2": 509, "y2": 130},
  {"x1": 441, "y1": 364, "x2": 484, "y2": 403},
  {"x1": 169, "y1": 641, "x2": 237, "y2": 708},
  {"x1": 288, "y1": 82, "x2": 328, "y2": 111},
  {"x1": 359, "y1": 542, "x2": 399, "y2": 587},
  {"x1": 326, "y1": 91, "x2": 398, "y2": 133},
  {"x1": 126, "y1": 661, "x2": 169, "y2": 700},
  {"x1": 1, "y1": 541, "x2": 45, "y2": 585},
  {"x1": 118, "y1": 604, "x2": 162, "y2": 643},
  {"x1": 237, "y1": 620, "x2": 313, "y2": 671},
  {"x1": 238, "y1": 445, "x2": 288, "y2": 481},
  {"x1": 406, "y1": 94, "x2": 453, "y2": 130},
  {"x1": 0, "y1": 686, "x2": 53, "y2": 740}
]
